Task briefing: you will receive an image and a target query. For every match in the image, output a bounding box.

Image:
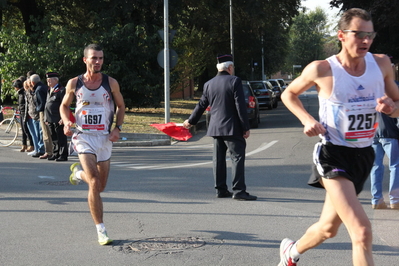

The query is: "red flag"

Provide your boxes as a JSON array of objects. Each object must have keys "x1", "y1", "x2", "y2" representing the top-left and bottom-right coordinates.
[{"x1": 150, "y1": 122, "x2": 192, "y2": 141}]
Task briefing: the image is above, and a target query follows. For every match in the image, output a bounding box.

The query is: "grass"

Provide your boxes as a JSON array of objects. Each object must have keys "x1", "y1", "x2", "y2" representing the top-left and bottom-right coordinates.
[
  {"x1": 123, "y1": 99, "x2": 203, "y2": 134},
  {"x1": 1, "y1": 99, "x2": 202, "y2": 134}
]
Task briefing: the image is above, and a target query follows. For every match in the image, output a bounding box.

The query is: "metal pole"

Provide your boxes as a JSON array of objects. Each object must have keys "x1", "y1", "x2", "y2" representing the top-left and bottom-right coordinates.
[
  {"x1": 164, "y1": 0, "x2": 170, "y2": 123},
  {"x1": 261, "y1": 35, "x2": 265, "y2": 80},
  {"x1": 229, "y1": 0, "x2": 234, "y2": 58}
]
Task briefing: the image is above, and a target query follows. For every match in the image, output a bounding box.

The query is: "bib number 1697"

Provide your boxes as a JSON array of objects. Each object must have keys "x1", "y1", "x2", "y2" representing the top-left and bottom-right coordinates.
[{"x1": 83, "y1": 114, "x2": 102, "y2": 125}]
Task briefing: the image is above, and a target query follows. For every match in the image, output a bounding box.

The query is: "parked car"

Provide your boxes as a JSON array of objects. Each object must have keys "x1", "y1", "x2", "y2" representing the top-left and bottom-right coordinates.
[
  {"x1": 206, "y1": 80, "x2": 260, "y2": 128},
  {"x1": 268, "y1": 79, "x2": 283, "y2": 100},
  {"x1": 248, "y1": 80, "x2": 277, "y2": 110},
  {"x1": 276, "y1": 78, "x2": 288, "y2": 92}
]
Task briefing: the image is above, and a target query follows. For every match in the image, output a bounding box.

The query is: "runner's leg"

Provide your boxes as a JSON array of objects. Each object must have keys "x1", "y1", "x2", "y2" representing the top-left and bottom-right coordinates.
[
  {"x1": 296, "y1": 191, "x2": 342, "y2": 253},
  {"x1": 322, "y1": 177, "x2": 374, "y2": 266}
]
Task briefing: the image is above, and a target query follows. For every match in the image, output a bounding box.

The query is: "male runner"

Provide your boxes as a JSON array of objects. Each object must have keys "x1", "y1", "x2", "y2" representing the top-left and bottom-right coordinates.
[
  {"x1": 278, "y1": 8, "x2": 399, "y2": 266},
  {"x1": 60, "y1": 44, "x2": 125, "y2": 245}
]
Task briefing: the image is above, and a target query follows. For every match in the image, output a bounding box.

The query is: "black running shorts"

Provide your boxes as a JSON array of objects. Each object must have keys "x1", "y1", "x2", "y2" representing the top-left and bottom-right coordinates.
[{"x1": 309, "y1": 141, "x2": 375, "y2": 195}]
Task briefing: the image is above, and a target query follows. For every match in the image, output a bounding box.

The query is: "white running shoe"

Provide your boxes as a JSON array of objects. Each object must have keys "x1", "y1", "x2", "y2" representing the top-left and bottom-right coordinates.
[
  {"x1": 27, "y1": 151, "x2": 36, "y2": 156},
  {"x1": 98, "y1": 229, "x2": 113, "y2": 245},
  {"x1": 278, "y1": 238, "x2": 298, "y2": 266},
  {"x1": 69, "y1": 162, "x2": 82, "y2": 185}
]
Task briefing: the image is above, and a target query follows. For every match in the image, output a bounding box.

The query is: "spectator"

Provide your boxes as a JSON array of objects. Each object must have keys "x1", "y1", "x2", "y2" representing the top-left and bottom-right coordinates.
[
  {"x1": 44, "y1": 72, "x2": 68, "y2": 161},
  {"x1": 30, "y1": 74, "x2": 53, "y2": 158},
  {"x1": 24, "y1": 79, "x2": 44, "y2": 156},
  {"x1": 12, "y1": 78, "x2": 34, "y2": 152},
  {"x1": 370, "y1": 108, "x2": 399, "y2": 210}
]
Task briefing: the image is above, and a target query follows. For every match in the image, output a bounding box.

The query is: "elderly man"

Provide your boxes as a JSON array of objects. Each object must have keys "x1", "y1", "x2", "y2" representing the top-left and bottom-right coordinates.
[
  {"x1": 45, "y1": 72, "x2": 68, "y2": 161},
  {"x1": 183, "y1": 54, "x2": 257, "y2": 200}
]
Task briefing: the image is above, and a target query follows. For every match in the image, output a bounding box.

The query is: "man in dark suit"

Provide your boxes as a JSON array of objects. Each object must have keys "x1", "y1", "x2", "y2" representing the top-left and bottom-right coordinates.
[
  {"x1": 183, "y1": 54, "x2": 257, "y2": 200},
  {"x1": 45, "y1": 72, "x2": 69, "y2": 161}
]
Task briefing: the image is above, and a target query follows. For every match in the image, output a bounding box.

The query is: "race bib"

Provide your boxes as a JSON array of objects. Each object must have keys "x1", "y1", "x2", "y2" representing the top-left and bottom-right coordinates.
[
  {"x1": 81, "y1": 108, "x2": 106, "y2": 131},
  {"x1": 342, "y1": 102, "x2": 378, "y2": 142}
]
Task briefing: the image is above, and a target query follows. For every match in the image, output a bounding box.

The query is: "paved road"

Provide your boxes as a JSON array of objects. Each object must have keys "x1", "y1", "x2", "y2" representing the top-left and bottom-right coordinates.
[{"x1": 1, "y1": 91, "x2": 398, "y2": 265}]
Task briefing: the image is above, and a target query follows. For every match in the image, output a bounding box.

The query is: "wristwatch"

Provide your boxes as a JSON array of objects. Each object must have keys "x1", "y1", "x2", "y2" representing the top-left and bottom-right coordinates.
[{"x1": 115, "y1": 125, "x2": 122, "y2": 131}]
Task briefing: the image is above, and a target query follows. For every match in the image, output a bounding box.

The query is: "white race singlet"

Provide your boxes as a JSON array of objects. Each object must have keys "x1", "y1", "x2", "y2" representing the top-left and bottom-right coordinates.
[{"x1": 319, "y1": 53, "x2": 385, "y2": 148}]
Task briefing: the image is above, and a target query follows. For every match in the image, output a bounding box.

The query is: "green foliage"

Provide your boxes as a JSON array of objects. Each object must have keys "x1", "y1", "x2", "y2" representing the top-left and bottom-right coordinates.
[
  {"x1": 1, "y1": 0, "x2": 300, "y2": 105},
  {"x1": 283, "y1": 8, "x2": 330, "y2": 74}
]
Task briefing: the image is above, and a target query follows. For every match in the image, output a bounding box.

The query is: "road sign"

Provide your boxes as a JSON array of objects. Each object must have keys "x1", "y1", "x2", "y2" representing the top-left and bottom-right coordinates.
[{"x1": 157, "y1": 49, "x2": 178, "y2": 69}]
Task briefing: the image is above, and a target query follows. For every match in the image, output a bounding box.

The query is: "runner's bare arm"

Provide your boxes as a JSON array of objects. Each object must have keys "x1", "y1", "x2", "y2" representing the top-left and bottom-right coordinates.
[
  {"x1": 109, "y1": 77, "x2": 125, "y2": 142},
  {"x1": 374, "y1": 54, "x2": 399, "y2": 117},
  {"x1": 60, "y1": 78, "x2": 78, "y2": 136}
]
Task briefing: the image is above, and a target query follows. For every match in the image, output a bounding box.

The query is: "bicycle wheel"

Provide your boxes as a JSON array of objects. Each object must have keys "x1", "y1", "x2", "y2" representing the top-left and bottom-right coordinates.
[{"x1": 0, "y1": 118, "x2": 19, "y2": 146}]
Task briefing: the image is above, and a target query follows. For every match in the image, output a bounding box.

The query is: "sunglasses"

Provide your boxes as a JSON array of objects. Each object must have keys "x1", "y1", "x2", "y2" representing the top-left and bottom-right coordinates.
[{"x1": 343, "y1": 30, "x2": 377, "y2": 40}]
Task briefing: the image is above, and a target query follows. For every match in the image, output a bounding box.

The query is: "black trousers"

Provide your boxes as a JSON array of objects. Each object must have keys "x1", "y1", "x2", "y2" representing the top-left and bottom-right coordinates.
[
  {"x1": 213, "y1": 135, "x2": 246, "y2": 193},
  {"x1": 48, "y1": 122, "x2": 68, "y2": 159},
  {"x1": 20, "y1": 113, "x2": 33, "y2": 146}
]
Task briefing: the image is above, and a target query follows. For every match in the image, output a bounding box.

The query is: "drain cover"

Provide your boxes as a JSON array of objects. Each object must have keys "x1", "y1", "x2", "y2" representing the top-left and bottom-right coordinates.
[{"x1": 114, "y1": 237, "x2": 213, "y2": 254}]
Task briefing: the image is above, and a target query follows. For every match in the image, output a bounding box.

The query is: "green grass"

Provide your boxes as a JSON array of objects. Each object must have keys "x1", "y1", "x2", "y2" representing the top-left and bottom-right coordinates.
[
  {"x1": 1, "y1": 99, "x2": 202, "y2": 134},
  {"x1": 123, "y1": 99, "x2": 203, "y2": 134}
]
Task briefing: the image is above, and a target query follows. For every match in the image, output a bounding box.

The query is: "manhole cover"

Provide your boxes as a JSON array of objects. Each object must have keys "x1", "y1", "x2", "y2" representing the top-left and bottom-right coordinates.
[
  {"x1": 37, "y1": 181, "x2": 83, "y2": 186},
  {"x1": 114, "y1": 237, "x2": 215, "y2": 254}
]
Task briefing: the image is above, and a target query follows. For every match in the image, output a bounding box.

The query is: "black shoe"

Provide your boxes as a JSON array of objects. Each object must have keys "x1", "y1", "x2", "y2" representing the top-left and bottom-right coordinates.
[
  {"x1": 217, "y1": 190, "x2": 233, "y2": 198},
  {"x1": 233, "y1": 192, "x2": 257, "y2": 201},
  {"x1": 48, "y1": 155, "x2": 59, "y2": 161},
  {"x1": 55, "y1": 157, "x2": 68, "y2": 162},
  {"x1": 32, "y1": 152, "x2": 44, "y2": 158}
]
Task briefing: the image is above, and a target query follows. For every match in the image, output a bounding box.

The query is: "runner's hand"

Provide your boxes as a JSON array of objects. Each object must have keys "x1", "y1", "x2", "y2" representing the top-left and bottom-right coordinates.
[{"x1": 303, "y1": 119, "x2": 326, "y2": 137}]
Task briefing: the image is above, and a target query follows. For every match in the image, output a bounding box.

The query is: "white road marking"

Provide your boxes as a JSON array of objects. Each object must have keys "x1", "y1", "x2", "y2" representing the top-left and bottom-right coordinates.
[
  {"x1": 127, "y1": 141, "x2": 278, "y2": 170},
  {"x1": 38, "y1": 176, "x2": 55, "y2": 179}
]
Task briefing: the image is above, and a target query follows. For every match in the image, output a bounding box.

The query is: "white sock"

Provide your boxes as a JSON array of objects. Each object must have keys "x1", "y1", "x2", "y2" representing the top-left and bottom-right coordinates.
[
  {"x1": 75, "y1": 170, "x2": 83, "y2": 180},
  {"x1": 96, "y1": 223, "x2": 106, "y2": 233},
  {"x1": 290, "y1": 241, "x2": 301, "y2": 261}
]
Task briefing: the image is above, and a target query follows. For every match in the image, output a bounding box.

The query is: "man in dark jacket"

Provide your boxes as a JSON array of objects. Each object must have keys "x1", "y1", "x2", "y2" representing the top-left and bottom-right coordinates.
[
  {"x1": 44, "y1": 72, "x2": 68, "y2": 161},
  {"x1": 31, "y1": 74, "x2": 53, "y2": 158},
  {"x1": 183, "y1": 54, "x2": 256, "y2": 200}
]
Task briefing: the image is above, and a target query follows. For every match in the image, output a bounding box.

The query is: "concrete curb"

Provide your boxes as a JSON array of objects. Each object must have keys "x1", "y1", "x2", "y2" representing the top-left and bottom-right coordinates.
[{"x1": 8, "y1": 120, "x2": 207, "y2": 148}]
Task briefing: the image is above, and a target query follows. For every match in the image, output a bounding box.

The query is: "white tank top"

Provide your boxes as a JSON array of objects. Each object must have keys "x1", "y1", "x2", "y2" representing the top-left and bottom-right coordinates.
[
  {"x1": 74, "y1": 74, "x2": 114, "y2": 135},
  {"x1": 319, "y1": 53, "x2": 385, "y2": 148}
]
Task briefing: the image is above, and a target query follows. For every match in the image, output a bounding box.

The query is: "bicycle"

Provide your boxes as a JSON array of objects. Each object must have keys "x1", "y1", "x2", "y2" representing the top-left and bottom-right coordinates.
[{"x1": 0, "y1": 105, "x2": 21, "y2": 146}]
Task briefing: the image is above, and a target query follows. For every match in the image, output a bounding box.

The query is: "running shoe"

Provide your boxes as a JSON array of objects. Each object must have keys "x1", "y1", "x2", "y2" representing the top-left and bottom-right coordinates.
[
  {"x1": 98, "y1": 229, "x2": 113, "y2": 245},
  {"x1": 278, "y1": 238, "x2": 299, "y2": 266},
  {"x1": 69, "y1": 162, "x2": 82, "y2": 185}
]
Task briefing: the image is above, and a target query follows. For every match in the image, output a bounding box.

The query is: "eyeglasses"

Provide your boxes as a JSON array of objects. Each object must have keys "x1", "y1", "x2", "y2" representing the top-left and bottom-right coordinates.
[{"x1": 343, "y1": 30, "x2": 377, "y2": 40}]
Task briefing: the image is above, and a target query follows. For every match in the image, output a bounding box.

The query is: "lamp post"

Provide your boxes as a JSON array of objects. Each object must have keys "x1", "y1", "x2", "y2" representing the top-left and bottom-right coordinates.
[
  {"x1": 229, "y1": 0, "x2": 234, "y2": 58},
  {"x1": 164, "y1": 0, "x2": 170, "y2": 123}
]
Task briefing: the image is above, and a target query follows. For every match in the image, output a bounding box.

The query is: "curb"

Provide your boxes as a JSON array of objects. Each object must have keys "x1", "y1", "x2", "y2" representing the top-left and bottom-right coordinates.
[{"x1": 7, "y1": 120, "x2": 207, "y2": 148}]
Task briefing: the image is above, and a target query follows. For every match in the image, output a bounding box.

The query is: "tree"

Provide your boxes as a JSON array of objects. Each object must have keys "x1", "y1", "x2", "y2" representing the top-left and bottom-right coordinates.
[
  {"x1": 1, "y1": 0, "x2": 300, "y2": 105},
  {"x1": 284, "y1": 8, "x2": 329, "y2": 76}
]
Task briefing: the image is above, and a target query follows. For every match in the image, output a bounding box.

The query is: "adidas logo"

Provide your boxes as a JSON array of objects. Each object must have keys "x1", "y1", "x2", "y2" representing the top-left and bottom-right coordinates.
[{"x1": 357, "y1": 85, "x2": 365, "y2": 90}]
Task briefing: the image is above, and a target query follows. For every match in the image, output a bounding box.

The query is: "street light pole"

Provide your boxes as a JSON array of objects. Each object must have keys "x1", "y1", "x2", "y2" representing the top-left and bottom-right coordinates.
[
  {"x1": 164, "y1": 0, "x2": 170, "y2": 123},
  {"x1": 229, "y1": 0, "x2": 234, "y2": 58}
]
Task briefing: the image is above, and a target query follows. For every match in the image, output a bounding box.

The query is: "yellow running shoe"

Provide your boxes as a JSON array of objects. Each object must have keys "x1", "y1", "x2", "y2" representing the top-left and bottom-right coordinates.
[
  {"x1": 69, "y1": 162, "x2": 82, "y2": 185},
  {"x1": 98, "y1": 229, "x2": 113, "y2": 245}
]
